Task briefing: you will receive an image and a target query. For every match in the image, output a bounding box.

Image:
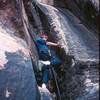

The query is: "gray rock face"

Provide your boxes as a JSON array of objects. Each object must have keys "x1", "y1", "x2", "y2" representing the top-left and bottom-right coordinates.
[
  {"x1": 63, "y1": 0, "x2": 99, "y2": 12},
  {"x1": 38, "y1": 0, "x2": 99, "y2": 33},
  {"x1": 57, "y1": 8, "x2": 99, "y2": 63},
  {"x1": 0, "y1": 27, "x2": 40, "y2": 100},
  {"x1": 60, "y1": 62, "x2": 99, "y2": 100},
  {"x1": 35, "y1": 3, "x2": 99, "y2": 64},
  {"x1": 31, "y1": 1, "x2": 99, "y2": 100},
  {"x1": 0, "y1": 0, "x2": 40, "y2": 99},
  {"x1": 61, "y1": 0, "x2": 99, "y2": 33}
]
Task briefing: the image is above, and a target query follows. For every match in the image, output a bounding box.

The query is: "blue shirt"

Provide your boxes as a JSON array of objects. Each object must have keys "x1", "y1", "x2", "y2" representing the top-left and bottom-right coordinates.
[
  {"x1": 35, "y1": 37, "x2": 50, "y2": 60},
  {"x1": 35, "y1": 37, "x2": 62, "y2": 64}
]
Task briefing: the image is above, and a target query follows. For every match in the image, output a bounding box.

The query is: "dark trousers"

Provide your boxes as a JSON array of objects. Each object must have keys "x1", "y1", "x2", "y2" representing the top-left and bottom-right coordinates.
[{"x1": 42, "y1": 65, "x2": 49, "y2": 84}]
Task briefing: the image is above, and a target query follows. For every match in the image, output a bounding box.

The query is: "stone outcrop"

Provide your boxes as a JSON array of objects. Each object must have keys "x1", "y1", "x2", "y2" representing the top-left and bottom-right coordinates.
[
  {"x1": 37, "y1": 0, "x2": 99, "y2": 33},
  {"x1": 0, "y1": 0, "x2": 98, "y2": 99},
  {"x1": 30, "y1": 1, "x2": 99, "y2": 99},
  {"x1": 0, "y1": 0, "x2": 40, "y2": 99},
  {"x1": 59, "y1": 0, "x2": 99, "y2": 33}
]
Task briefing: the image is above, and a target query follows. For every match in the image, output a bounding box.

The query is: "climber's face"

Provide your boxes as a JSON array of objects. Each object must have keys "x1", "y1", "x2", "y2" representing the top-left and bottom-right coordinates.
[
  {"x1": 41, "y1": 34, "x2": 48, "y2": 41},
  {"x1": 42, "y1": 36, "x2": 48, "y2": 41}
]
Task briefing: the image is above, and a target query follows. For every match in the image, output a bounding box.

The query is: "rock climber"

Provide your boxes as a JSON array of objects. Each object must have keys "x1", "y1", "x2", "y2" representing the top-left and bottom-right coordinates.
[{"x1": 35, "y1": 33, "x2": 62, "y2": 88}]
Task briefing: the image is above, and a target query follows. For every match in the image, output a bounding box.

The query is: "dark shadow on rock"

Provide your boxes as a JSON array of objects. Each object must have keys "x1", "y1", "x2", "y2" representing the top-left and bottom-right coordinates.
[{"x1": 62, "y1": 62, "x2": 99, "y2": 100}]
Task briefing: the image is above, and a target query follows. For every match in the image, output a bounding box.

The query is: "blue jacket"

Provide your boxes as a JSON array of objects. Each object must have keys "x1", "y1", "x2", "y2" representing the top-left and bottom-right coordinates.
[
  {"x1": 35, "y1": 37, "x2": 50, "y2": 60},
  {"x1": 35, "y1": 37, "x2": 62, "y2": 65}
]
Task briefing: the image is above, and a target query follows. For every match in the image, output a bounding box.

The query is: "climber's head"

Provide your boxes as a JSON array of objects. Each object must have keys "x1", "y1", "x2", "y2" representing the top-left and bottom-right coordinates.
[{"x1": 40, "y1": 33, "x2": 48, "y2": 41}]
